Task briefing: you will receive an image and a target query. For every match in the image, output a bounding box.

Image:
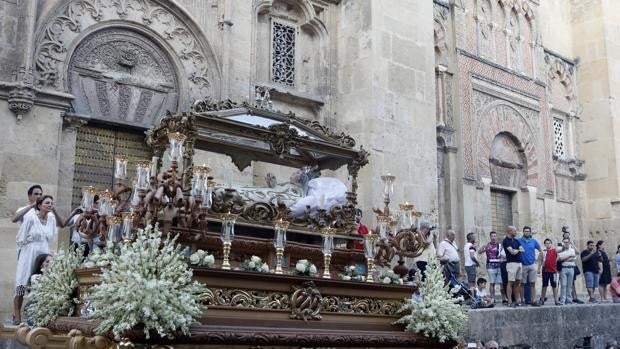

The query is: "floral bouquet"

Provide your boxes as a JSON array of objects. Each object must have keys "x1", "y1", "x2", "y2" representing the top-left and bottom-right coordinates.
[
  {"x1": 25, "y1": 246, "x2": 84, "y2": 326},
  {"x1": 88, "y1": 225, "x2": 207, "y2": 340},
  {"x1": 189, "y1": 249, "x2": 215, "y2": 267},
  {"x1": 294, "y1": 259, "x2": 318, "y2": 276},
  {"x1": 240, "y1": 255, "x2": 270, "y2": 273},
  {"x1": 82, "y1": 242, "x2": 117, "y2": 268},
  {"x1": 339, "y1": 265, "x2": 366, "y2": 282},
  {"x1": 379, "y1": 270, "x2": 404, "y2": 285},
  {"x1": 395, "y1": 260, "x2": 466, "y2": 343}
]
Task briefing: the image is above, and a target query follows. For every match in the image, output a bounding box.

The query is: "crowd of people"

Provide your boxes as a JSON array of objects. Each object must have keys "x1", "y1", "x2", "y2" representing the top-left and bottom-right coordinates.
[{"x1": 411, "y1": 223, "x2": 620, "y2": 307}]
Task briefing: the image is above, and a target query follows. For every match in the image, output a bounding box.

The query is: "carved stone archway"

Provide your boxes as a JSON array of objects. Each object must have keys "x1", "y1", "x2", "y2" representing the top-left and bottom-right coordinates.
[
  {"x1": 476, "y1": 102, "x2": 539, "y2": 186},
  {"x1": 33, "y1": 0, "x2": 221, "y2": 108},
  {"x1": 68, "y1": 27, "x2": 179, "y2": 128},
  {"x1": 489, "y1": 132, "x2": 527, "y2": 188}
]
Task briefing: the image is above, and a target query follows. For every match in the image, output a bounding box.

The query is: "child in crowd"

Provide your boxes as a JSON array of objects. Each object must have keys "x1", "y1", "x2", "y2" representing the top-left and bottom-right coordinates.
[
  {"x1": 539, "y1": 238, "x2": 559, "y2": 305},
  {"x1": 475, "y1": 277, "x2": 495, "y2": 308}
]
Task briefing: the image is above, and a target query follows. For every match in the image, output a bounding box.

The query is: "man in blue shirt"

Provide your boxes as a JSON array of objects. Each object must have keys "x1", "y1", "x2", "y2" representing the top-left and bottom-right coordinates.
[
  {"x1": 502, "y1": 226, "x2": 524, "y2": 307},
  {"x1": 518, "y1": 226, "x2": 542, "y2": 306}
]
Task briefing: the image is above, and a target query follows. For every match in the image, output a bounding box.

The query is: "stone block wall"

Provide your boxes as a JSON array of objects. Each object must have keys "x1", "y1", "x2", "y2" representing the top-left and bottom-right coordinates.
[{"x1": 466, "y1": 304, "x2": 620, "y2": 349}]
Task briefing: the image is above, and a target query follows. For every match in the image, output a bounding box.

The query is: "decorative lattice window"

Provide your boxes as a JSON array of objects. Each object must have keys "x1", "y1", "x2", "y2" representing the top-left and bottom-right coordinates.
[
  {"x1": 553, "y1": 118, "x2": 566, "y2": 158},
  {"x1": 272, "y1": 22, "x2": 295, "y2": 86}
]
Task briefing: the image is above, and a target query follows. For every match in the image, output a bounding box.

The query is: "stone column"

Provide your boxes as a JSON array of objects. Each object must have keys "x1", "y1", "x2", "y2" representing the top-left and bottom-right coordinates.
[
  {"x1": 336, "y1": 0, "x2": 437, "y2": 224},
  {"x1": 8, "y1": 0, "x2": 37, "y2": 121},
  {"x1": 56, "y1": 116, "x2": 87, "y2": 247}
]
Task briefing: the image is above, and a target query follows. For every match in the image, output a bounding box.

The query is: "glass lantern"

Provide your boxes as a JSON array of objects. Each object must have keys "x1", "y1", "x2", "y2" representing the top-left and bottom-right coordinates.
[
  {"x1": 114, "y1": 155, "x2": 128, "y2": 180},
  {"x1": 81, "y1": 186, "x2": 97, "y2": 211},
  {"x1": 399, "y1": 202, "x2": 415, "y2": 229},
  {"x1": 321, "y1": 227, "x2": 335, "y2": 255},
  {"x1": 121, "y1": 212, "x2": 135, "y2": 241},
  {"x1": 106, "y1": 216, "x2": 122, "y2": 244},
  {"x1": 168, "y1": 132, "x2": 187, "y2": 163},
  {"x1": 135, "y1": 160, "x2": 152, "y2": 191},
  {"x1": 220, "y1": 212, "x2": 237, "y2": 244},
  {"x1": 377, "y1": 214, "x2": 390, "y2": 239},
  {"x1": 98, "y1": 190, "x2": 114, "y2": 216},
  {"x1": 380, "y1": 173, "x2": 395, "y2": 198},
  {"x1": 274, "y1": 218, "x2": 289, "y2": 249},
  {"x1": 200, "y1": 180, "x2": 215, "y2": 209},
  {"x1": 191, "y1": 166, "x2": 210, "y2": 197}
]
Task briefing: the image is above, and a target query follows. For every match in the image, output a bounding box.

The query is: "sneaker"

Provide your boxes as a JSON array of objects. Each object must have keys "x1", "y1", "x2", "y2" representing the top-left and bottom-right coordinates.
[
  {"x1": 510, "y1": 303, "x2": 518, "y2": 308},
  {"x1": 574, "y1": 299, "x2": 584, "y2": 304},
  {"x1": 555, "y1": 301, "x2": 561, "y2": 306},
  {"x1": 588, "y1": 298, "x2": 599, "y2": 304},
  {"x1": 531, "y1": 301, "x2": 541, "y2": 307}
]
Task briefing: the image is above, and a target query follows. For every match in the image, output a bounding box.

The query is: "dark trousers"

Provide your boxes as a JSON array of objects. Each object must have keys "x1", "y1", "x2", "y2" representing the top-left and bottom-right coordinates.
[{"x1": 416, "y1": 261, "x2": 428, "y2": 281}]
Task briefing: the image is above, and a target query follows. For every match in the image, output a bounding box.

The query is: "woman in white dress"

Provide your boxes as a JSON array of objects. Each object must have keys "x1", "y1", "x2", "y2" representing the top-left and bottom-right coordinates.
[{"x1": 13, "y1": 195, "x2": 62, "y2": 324}]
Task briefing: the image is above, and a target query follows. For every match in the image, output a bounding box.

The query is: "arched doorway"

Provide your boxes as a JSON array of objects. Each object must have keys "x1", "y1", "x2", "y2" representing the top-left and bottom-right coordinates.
[{"x1": 488, "y1": 132, "x2": 526, "y2": 235}]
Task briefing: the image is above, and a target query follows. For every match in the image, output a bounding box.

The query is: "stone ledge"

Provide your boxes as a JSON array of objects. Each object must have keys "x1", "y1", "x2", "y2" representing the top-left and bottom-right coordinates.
[{"x1": 466, "y1": 303, "x2": 620, "y2": 349}]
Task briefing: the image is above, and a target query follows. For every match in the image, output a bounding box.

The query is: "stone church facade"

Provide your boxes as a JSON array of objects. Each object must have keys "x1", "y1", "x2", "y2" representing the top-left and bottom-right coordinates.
[{"x1": 0, "y1": 0, "x2": 617, "y2": 318}]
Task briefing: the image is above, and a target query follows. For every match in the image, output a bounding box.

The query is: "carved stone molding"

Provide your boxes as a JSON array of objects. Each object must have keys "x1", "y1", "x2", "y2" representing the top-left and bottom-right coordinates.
[
  {"x1": 8, "y1": 66, "x2": 36, "y2": 121},
  {"x1": 34, "y1": 0, "x2": 219, "y2": 103}
]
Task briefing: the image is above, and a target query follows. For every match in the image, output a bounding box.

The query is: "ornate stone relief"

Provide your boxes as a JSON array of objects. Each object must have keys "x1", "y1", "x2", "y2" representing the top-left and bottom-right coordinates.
[
  {"x1": 68, "y1": 28, "x2": 178, "y2": 127},
  {"x1": 434, "y1": 3, "x2": 449, "y2": 67},
  {"x1": 8, "y1": 66, "x2": 36, "y2": 121},
  {"x1": 545, "y1": 52, "x2": 577, "y2": 114},
  {"x1": 34, "y1": 0, "x2": 217, "y2": 104},
  {"x1": 473, "y1": 91, "x2": 539, "y2": 186}
]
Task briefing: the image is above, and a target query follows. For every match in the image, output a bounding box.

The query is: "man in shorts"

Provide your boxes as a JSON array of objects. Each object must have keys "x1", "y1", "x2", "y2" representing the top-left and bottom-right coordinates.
[
  {"x1": 502, "y1": 226, "x2": 524, "y2": 307},
  {"x1": 479, "y1": 231, "x2": 504, "y2": 301},
  {"x1": 519, "y1": 226, "x2": 542, "y2": 306},
  {"x1": 581, "y1": 240, "x2": 602, "y2": 303}
]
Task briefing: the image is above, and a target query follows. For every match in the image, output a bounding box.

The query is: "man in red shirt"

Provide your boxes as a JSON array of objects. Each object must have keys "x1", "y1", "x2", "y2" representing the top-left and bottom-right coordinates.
[
  {"x1": 352, "y1": 209, "x2": 369, "y2": 250},
  {"x1": 538, "y1": 238, "x2": 559, "y2": 305}
]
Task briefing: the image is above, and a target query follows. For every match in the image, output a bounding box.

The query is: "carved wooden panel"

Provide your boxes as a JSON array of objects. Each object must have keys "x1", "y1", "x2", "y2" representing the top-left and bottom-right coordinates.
[{"x1": 71, "y1": 125, "x2": 151, "y2": 208}]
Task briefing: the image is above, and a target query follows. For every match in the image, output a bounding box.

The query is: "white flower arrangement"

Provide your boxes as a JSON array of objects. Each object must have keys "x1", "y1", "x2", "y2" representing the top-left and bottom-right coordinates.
[
  {"x1": 379, "y1": 270, "x2": 404, "y2": 285},
  {"x1": 189, "y1": 249, "x2": 215, "y2": 268},
  {"x1": 294, "y1": 259, "x2": 318, "y2": 276},
  {"x1": 25, "y1": 246, "x2": 84, "y2": 326},
  {"x1": 82, "y1": 242, "x2": 117, "y2": 268},
  {"x1": 88, "y1": 225, "x2": 207, "y2": 340},
  {"x1": 339, "y1": 265, "x2": 365, "y2": 282},
  {"x1": 395, "y1": 260, "x2": 467, "y2": 343},
  {"x1": 240, "y1": 255, "x2": 270, "y2": 273}
]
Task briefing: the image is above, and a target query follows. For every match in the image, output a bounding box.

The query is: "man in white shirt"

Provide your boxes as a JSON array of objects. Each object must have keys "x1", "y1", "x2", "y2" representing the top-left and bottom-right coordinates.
[
  {"x1": 438, "y1": 229, "x2": 460, "y2": 278},
  {"x1": 12, "y1": 185, "x2": 43, "y2": 254},
  {"x1": 557, "y1": 237, "x2": 576, "y2": 305},
  {"x1": 464, "y1": 232, "x2": 480, "y2": 291}
]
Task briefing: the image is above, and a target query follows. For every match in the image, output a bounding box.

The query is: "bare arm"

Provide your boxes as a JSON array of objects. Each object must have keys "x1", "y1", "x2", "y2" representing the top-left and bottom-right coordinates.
[
  {"x1": 11, "y1": 203, "x2": 36, "y2": 223},
  {"x1": 52, "y1": 208, "x2": 67, "y2": 228},
  {"x1": 63, "y1": 208, "x2": 82, "y2": 227},
  {"x1": 477, "y1": 243, "x2": 487, "y2": 254}
]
